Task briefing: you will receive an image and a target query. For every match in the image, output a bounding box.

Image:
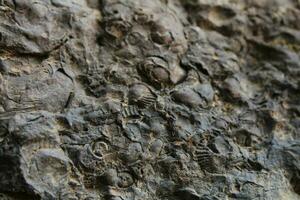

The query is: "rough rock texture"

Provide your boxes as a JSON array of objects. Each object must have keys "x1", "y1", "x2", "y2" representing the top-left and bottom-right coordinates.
[{"x1": 0, "y1": 0, "x2": 300, "y2": 199}]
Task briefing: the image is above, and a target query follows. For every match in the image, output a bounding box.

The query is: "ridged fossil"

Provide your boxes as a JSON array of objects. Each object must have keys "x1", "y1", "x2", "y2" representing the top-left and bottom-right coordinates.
[{"x1": 128, "y1": 83, "x2": 157, "y2": 108}]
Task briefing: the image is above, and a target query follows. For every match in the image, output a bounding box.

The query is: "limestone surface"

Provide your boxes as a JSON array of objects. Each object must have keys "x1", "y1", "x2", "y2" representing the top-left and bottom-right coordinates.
[{"x1": 0, "y1": 0, "x2": 299, "y2": 199}]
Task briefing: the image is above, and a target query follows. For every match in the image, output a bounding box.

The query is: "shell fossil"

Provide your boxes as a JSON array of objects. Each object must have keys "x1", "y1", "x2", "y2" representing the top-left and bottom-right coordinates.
[
  {"x1": 150, "y1": 28, "x2": 173, "y2": 45},
  {"x1": 128, "y1": 83, "x2": 157, "y2": 108},
  {"x1": 84, "y1": 104, "x2": 118, "y2": 125},
  {"x1": 148, "y1": 8, "x2": 188, "y2": 54},
  {"x1": 193, "y1": 144, "x2": 221, "y2": 173},
  {"x1": 104, "y1": 19, "x2": 132, "y2": 39},
  {"x1": 138, "y1": 56, "x2": 170, "y2": 86},
  {"x1": 126, "y1": 31, "x2": 145, "y2": 46},
  {"x1": 121, "y1": 105, "x2": 141, "y2": 118},
  {"x1": 171, "y1": 88, "x2": 205, "y2": 108},
  {"x1": 138, "y1": 56, "x2": 186, "y2": 87}
]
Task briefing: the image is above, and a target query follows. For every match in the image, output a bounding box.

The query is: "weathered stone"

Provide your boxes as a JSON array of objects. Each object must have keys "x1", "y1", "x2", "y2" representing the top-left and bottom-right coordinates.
[{"x1": 0, "y1": 0, "x2": 299, "y2": 199}]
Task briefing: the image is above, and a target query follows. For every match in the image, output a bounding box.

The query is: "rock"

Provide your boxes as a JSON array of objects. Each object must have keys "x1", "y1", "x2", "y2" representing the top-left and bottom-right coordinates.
[
  {"x1": 0, "y1": 0, "x2": 299, "y2": 199},
  {"x1": 174, "y1": 187, "x2": 202, "y2": 200}
]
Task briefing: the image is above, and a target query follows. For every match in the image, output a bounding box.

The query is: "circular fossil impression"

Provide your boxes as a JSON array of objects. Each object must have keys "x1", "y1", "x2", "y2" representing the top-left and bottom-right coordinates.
[{"x1": 91, "y1": 141, "x2": 109, "y2": 158}]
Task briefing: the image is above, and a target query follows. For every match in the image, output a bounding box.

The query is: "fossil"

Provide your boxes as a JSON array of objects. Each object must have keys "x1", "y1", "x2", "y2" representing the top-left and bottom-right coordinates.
[
  {"x1": 138, "y1": 56, "x2": 171, "y2": 87},
  {"x1": 104, "y1": 20, "x2": 132, "y2": 39},
  {"x1": 1, "y1": 0, "x2": 300, "y2": 199},
  {"x1": 193, "y1": 144, "x2": 223, "y2": 173},
  {"x1": 78, "y1": 144, "x2": 103, "y2": 171},
  {"x1": 171, "y1": 87, "x2": 205, "y2": 108},
  {"x1": 91, "y1": 141, "x2": 110, "y2": 158},
  {"x1": 84, "y1": 105, "x2": 118, "y2": 125},
  {"x1": 128, "y1": 83, "x2": 157, "y2": 108},
  {"x1": 138, "y1": 56, "x2": 186, "y2": 87},
  {"x1": 121, "y1": 105, "x2": 142, "y2": 119}
]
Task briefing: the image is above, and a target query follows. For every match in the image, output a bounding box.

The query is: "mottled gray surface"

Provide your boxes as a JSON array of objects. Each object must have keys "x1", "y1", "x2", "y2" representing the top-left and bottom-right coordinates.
[{"x1": 0, "y1": 0, "x2": 300, "y2": 199}]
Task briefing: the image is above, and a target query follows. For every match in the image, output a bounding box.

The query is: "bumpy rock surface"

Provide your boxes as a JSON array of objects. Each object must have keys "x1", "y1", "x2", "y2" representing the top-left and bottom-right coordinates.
[{"x1": 0, "y1": 0, "x2": 300, "y2": 199}]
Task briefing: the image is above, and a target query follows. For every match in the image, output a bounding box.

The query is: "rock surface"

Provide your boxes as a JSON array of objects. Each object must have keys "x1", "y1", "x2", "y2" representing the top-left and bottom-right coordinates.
[{"x1": 0, "y1": 0, "x2": 300, "y2": 199}]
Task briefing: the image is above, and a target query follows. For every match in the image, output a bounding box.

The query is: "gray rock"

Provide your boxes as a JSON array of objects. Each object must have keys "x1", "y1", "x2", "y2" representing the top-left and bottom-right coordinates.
[{"x1": 0, "y1": 0, "x2": 299, "y2": 199}]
